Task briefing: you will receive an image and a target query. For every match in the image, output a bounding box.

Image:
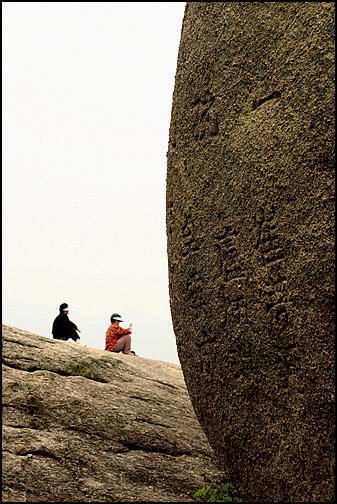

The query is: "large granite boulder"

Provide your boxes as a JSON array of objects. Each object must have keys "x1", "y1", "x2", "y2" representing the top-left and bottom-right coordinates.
[
  {"x1": 2, "y1": 324, "x2": 227, "y2": 502},
  {"x1": 166, "y1": 2, "x2": 334, "y2": 502}
]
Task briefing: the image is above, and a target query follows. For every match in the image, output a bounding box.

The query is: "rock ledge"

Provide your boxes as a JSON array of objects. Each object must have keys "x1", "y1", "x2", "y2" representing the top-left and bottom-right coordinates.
[{"x1": 2, "y1": 324, "x2": 226, "y2": 502}]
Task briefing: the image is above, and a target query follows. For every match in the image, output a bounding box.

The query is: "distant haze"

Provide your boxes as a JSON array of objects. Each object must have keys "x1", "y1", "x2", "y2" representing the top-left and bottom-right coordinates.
[
  {"x1": 3, "y1": 1, "x2": 186, "y2": 362},
  {"x1": 3, "y1": 300, "x2": 179, "y2": 364}
]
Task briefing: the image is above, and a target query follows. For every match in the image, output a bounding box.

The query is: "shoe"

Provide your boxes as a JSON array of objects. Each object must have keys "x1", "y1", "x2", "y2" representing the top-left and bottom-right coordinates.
[{"x1": 131, "y1": 351, "x2": 138, "y2": 356}]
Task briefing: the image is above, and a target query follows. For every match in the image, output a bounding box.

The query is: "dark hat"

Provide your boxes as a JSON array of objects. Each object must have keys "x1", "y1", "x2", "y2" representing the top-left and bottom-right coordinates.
[{"x1": 111, "y1": 313, "x2": 124, "y2": 323}]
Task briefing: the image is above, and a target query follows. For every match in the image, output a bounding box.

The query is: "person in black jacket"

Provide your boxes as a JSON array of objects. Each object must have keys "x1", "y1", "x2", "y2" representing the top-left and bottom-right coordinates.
[{"x1": 52, "y1": 303, "x2": 86, "y2": 346}]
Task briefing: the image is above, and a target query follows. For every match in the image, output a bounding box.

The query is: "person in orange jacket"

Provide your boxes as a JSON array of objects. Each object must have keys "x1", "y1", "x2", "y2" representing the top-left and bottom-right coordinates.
[{"x1": 105, "y1": 313, "x2": 136, "y2": 355}]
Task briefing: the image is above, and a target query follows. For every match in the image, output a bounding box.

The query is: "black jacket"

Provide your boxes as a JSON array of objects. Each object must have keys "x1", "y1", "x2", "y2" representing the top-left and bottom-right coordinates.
[{"x1": 52, "y1": 313, "x2": 77, "y2": 337}]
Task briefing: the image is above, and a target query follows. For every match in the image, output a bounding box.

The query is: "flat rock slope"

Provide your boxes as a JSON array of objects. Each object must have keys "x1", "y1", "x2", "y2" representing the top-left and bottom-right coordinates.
[{"x1": 2, "y1": 324, "x2": 226, "y2": 502}]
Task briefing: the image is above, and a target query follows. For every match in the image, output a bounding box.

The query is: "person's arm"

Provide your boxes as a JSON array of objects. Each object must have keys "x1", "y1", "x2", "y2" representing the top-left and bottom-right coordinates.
[
  {"x1": 65, "y1": 314, "x2": 79, "y2": 331},
  {"x1": 115, "y1": 326, "x2": 132, "y2": 336}
]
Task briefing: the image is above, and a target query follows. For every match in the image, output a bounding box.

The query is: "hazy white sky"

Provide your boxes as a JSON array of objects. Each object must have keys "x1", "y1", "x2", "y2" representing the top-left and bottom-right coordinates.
[{"x1": 3, "y1": 2, "x2": 186, "y2": 322}]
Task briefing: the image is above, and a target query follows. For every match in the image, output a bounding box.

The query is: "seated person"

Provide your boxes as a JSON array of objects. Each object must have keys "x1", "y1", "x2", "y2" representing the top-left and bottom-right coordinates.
[
  {"x1": 52, "y1": 303, "x2": 86, "y2": 346},
  {"x1": 105, "y1": 313, "x2": 134, "y2": 355}
]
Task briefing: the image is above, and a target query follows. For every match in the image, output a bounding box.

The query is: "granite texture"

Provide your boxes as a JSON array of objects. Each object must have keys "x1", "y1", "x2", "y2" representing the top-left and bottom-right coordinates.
[
  {"x1": 166, "y1": 2, "x2": 335, "y2": 502},
  {"x1": 2, "y1": 324, "x2": 227, "y2": 502}
]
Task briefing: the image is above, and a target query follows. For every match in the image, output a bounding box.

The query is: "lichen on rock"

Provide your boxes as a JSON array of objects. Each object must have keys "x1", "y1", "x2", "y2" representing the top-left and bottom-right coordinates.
[{"x1": 167, "y1": 2, "x2": 334, "y2": 502}]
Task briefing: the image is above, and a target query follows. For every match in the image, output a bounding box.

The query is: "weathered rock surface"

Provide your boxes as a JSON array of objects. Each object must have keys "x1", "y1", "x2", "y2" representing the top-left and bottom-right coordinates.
[
  {"x1": 2, "y1": 324, "x2": 227, "y2": 502},
  {"x1": 167, "y1": 2, "x2": 334, "y2": 502}
]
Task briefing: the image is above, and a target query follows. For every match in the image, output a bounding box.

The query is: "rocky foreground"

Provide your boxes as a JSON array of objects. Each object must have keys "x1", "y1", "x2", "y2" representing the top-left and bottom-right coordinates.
[{"x1": 2, "y1": 324, "x2": 226, "y2": 502}]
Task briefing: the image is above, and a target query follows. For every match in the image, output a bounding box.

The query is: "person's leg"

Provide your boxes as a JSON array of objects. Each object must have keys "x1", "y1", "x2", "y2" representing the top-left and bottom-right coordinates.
[
  {"x1": 75, "y1": 337, "x2": 86, "y2": 346},
  {"x1": 53, "y1": 334, "x2": 68, "y2": 341},
  {"x1": 61, "y1": 327, "x2": 79, "y2": 342},
  {"x1": 61, "y1": 328, "x2": 86, "y2": 346},
  {"x1": 113, "y1": 334, "x2": 133, "y2": 354}
]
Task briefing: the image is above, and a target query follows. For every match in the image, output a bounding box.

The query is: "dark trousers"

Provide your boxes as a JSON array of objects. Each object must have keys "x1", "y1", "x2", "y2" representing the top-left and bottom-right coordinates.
[{"x1": 53, "y1": 328, "x2": 79, "y2": 342}]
